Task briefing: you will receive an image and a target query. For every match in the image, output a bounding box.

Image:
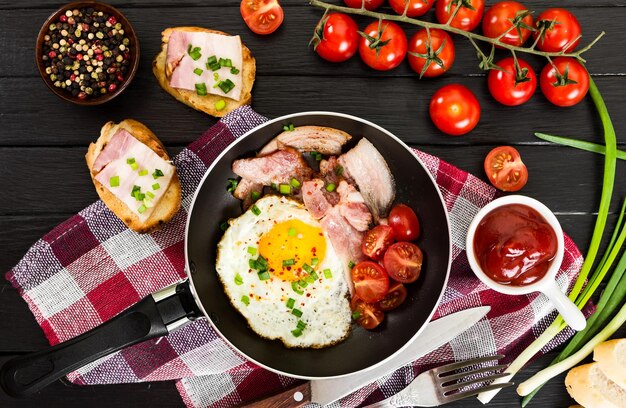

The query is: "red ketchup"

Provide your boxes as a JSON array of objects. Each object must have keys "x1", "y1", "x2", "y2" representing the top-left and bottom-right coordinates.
[{"x1": 473, "y1": 204, "x2": 558, "y2": 286}]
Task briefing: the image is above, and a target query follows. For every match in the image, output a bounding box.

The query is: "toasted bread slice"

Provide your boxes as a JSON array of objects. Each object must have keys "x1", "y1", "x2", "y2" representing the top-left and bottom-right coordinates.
[
  {"x1": 153, "y1": 27, "x2": 255, "y2": 117},
  {"x1": 594, "y1": 339, "x2": 626, "y2": 390},
  {"x1": 565, "y1": 363, "x2": 626, "y2": 408},
  {"x1": 86, "y1": 119, "x2": 182, "y2": 234}
]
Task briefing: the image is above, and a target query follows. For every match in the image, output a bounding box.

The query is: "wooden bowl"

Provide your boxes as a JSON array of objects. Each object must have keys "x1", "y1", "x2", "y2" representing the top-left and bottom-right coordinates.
[{"x1": 35, "y1": 1, "x2": 140, "y2": 106}]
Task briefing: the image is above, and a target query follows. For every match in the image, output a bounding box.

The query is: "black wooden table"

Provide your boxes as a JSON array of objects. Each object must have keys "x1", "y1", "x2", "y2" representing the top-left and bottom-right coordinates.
[{"x1": 1, "y1": 0, "x2": 625, "y2": 407}]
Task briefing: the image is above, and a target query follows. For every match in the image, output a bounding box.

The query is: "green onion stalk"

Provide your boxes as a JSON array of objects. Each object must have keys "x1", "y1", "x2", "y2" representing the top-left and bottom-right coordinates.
[{"x1": 477, "y1": 77, "x2": 618, "y2": 404}]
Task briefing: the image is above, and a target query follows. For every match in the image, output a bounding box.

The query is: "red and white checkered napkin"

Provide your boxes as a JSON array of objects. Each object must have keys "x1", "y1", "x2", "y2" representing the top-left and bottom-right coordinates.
[{"x1": 6, "y1": 106, "x2": 586, "y2": 407}]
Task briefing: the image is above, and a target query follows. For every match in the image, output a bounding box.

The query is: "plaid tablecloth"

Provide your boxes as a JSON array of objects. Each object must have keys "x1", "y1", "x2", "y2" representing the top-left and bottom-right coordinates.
[{"x1": 6, "y1": 106, "x2": 586, "y2": 407}]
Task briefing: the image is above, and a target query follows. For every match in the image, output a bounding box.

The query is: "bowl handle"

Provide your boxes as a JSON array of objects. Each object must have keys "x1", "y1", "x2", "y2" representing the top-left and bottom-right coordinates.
[{"x1": 542, "y1": 281, "x2": 587, "y2": 331}]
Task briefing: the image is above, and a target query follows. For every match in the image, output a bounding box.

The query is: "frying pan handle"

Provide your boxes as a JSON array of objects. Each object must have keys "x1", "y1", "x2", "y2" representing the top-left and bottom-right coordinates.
[{"x1": 0, "y1": 280, "x2": 200, "y2": 397}]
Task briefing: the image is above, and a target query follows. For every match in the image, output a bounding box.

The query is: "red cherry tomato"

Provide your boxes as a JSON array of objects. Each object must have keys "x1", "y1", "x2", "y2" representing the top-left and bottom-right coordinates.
[
  {"x1": 436, "y1": 0, "x2": 485, "y2": 31},
  {"x1": 240, "y1": 0, "x2": 284, "y2": 35},
  {"x1": 362, "y1": 225, "x2": 395, "y2": 261},
  {"x1": 378, "y1": 281, "x2": 407, "y2": 311},
  {"x1": 389, "y1": 0, "x2": 434, "y2": 18},
  {"x1": 351, "y1": 296, "x2": 385, "y2": 329},
  {"x1": 313, "y1": 13, "x2": 359, "y2": 63},
  {"x1": 488, "y1": 57, "x2": 536, "y2": 106},
  {"x1": 482, "y1": 1, "x2": 533, "y2": 47},
  {"x1": 359, "y1": 21, "x2": 407, "y2": 71},
  {"x1": 351, "y1": 261, "x2": 390, "y2": 303},
  {"x1": 407, "y1": 28, "x2": 455, "y2": 78},
  {"x1": 539, "y1": 57, "x2": 589, "y2": 107},
  {"x1": 383, "y1": 242, "x2": 423, "y2": 283},
  {"x1": 388, "y1": 204, "x2": 421, "y2": 242},
  {"x1": 484, "y1": 146, "x2": 528, "y2": 192},
  {"x1": 429, "y1": 84, "x2": 481, "y2": 136},
  {"x1": 343, "y1": 0, "x2": 384, "y2": 10},
  {"x1": 533, "y1": 8, "x2": 582, "y2": 52}
]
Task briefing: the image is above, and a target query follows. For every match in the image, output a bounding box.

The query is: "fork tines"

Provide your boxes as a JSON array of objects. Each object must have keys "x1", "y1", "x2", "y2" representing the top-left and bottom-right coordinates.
[{"x1": 434, "y1": 354, "x2": 513, "y2": 403}]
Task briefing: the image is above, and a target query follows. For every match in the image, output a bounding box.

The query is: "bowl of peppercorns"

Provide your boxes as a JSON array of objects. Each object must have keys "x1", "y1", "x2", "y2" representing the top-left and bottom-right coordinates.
[{"x1": 35, "y1": 1, "x2": 140, "y2": 105}]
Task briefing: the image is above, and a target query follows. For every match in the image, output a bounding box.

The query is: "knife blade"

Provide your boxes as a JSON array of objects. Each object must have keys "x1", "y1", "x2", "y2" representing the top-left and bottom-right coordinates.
[{"x1": 246, "y1": 306, "x2": 490, "y2": 408}]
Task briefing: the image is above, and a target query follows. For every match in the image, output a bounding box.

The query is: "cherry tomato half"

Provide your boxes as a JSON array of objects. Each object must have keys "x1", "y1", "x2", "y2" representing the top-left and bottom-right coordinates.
[
  {"x1": 429, "y1": 84, "x2": 481, "y2": 136},
  {"x1": 383, "y1": 242, "x2": 423, "y2": 283},
  {"x1": 351, "y1": 296, "x2": 385, "y2": 329},
  {"x1": 378, "y1": 281, "x2": 408, "y2": 311},
  {"x1": 389, "y1": 0, "x2": 434, "y2": 18},
  {"x1": 539, "y1": 57, "x2": 589, "y2": 107},
  {"x1": 362, "y1": 225, "x2": 395, "y2": 261},
  {"x1": 388, "y1": 204, "x2": 421, "y2": 242},
  {"x1": 240, "y1": 0, "x2": 284, "y2": 35},
  {"x1": 482, "y1": 1, "x2": 533, "y2": 47},
  {"x1": 343, "y1": 0, "x2": 384, "y2": 11},
  {"x1": 407, "y1": 28, "x2": 455, "y2": 78},
  {"x1": 488, "y1": 57, "x2": 536, "y2": 106},
  {"x1": 436, "y1": 0, "x2": 485, "y2": 32},
  {"x1": 359, "y1": 21, "x2": 407, "y2": 71},
  {"x1": 352, "y1": 261, "x2": 390, "y2": 303},
  {"x1": 534, "y1": 8, "x2": 582, "y2": 53},
  {"x1": 484, "y1": 146, "x2": 528, "y2": 192},
  {"x1": 313, "y1": 13, "x2": 359, "y2": 63}
]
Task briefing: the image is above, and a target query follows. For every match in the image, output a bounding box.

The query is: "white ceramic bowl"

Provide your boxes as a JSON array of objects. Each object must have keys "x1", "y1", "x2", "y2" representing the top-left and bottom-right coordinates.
[{"x1": 466, "y1": 195, "x2": 586, "y2": 331}]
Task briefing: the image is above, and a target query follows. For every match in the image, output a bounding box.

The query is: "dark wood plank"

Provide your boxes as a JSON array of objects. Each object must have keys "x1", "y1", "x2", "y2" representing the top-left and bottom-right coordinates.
[
  {"x1": 1, "y1": 75, "x2": 625, "y2": 147},
  {"x1": 0, "y1": 5, "x2": 621, "y2": 78}
]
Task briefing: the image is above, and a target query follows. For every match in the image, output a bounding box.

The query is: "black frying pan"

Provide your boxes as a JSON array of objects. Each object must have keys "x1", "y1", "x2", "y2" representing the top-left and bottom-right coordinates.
[{"x1": 0, "y1": 112, "x2": 451, "y2": 398}]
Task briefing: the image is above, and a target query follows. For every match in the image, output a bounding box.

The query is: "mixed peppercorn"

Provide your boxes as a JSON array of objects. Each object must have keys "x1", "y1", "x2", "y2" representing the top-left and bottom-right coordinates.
[{"x1": 40, "y1": 7, "x2": 132, "y2": 100}]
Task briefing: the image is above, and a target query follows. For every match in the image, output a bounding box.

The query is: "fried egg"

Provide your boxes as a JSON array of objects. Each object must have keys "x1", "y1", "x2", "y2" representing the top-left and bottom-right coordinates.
[{"x1": 216, "y1": 195, "x2": 351, "y2": 348}]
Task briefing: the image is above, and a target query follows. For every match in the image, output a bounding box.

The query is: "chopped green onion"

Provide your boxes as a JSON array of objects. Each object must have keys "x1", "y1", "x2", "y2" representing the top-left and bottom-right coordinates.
[
  {"x1": 218, "y1": 79, "x2": 235, "y2": 94},
  {"x1": 143, "y1": 197, "x2": 154, "y2": 208},
  {"x1": 323, "y1": 269, "x2": 332, "y2": 278},
  {"x1": 352, "y1": 311, "x2": 361, "y2": 320},
  {"x1": 213, "y1": 72, "x2": 219, "y2": 80},
  {"x1": 291, "y1": 328, "x2": 303, "y2": 337},
  {"x1": 219, "y1": 57, "x2": 232, "y2": 67},
  {"x1": 348, "y1": 261, "x2": 355, "y2": 269},
  {"x1": 153, "y1": 169, "x2": 164, "y2": 179},
  {"x1": 288, "y1": 227, "x2": 297, "y2": 237},
  {"x1": 311, "y1": 258, "x2": 319, "y2": 266},
  {"x1": 234, "y1": 273, "x2": 244, "y2": 286},
  {"x1": 257, "y1": 255, "x2": 268, "y2": 270},
  {"x1": 302, "y1": 263, "x2": 314, "y2": 274},
  {"x1": 209, "y1": 62, "x2": 221, "y2": 71},
  {"x1": 271, "y1": 183, "x2": 278, "y2": 190},
  {"x1": 291, "y1": 281, "x2": 304, "y2": 295},
  {"x1": 152, "y1": 183, "x2": 161, "y2": 190},
  {"x1": 282, "y1": 123, "x2": 295, "y2": 132},
  {"x1": 297, "y1": 280, "x2": 308, "y2": 288},
  {"x1": 286, "y1": 298, "x2": 295, "y2": 309},
  {"x1": 130, "y1": 162, "x2": 139, "y2": 171},
  {"x1": 206, "y1": 55, "x2": 217, "y2": 65},
  {"x1": 188, "y1": 46, "x2": 201, "y2": 61},
  {"x1": 138, "y1": 169, "x2": 148, "y2": 176},
  {"x1": 325, "y1": 183, "x2": 336, "y2": 192},
  {"x1": 226, "y1": 178, "x2": 238, "y2": 193},
  {"x1": 215, "y1": 99, "x2": 226, "y2": 111},
  {"x1": 195, "y1": 82, "x2": 207, "y2": 96},
  {"x1": 251, "y1": 191, "x2": 260, "y2": 201},
  {"x1": 335, "y1": 165, "x2": 344, "y2": 176},
  {"x1": 220, "y1": 222, "x2": 229, "y2": 231},
  {"x1": 131, "y1": 185, "x2": 141, "y2": 198},
  {"x1": 310, "y1": 270, "x2": 319, "y2": 280},
  {"x1": 241, "y1": 295, "x2": 250, "y2": 306},
  {"x1": 247, "y1": 247, "x2": 257, "y2": 256},
  {"x1": 146, "y1": 191, "x2": 155, "y2": 199},
  {"x1": 109, "y1": 176, "x2": 120, "y2": 187},
  {"x1": 137, "y1": 204, "x2": 147, "y2": 214},
  {"x1": 279, "y1": 184, "x2": 291, "y2": 195},
  {"x1": 290, "y1": 178, "x2": 301, "y2": 188},
  {"x1": 282, "y1": 258, "x2": 295, "y2": 267},
  {"x1": 249, "y1": 259, "x2": 258, "y2": 270},
  {"x1": 193, "y1": 68, "x2": 203, "y2": 76},
  {"x1": 258, "y1": 271, "x2": 270, "y2": 281},
  {"x1": 230, "y1": 67, "x2": 240, "y2": 75},
  {"x1": 305, "y1": 275, "x2": 316, "y2": 284},
  {"x1": 126, "y1": 157, "x2": 136, "y2": 165},
  {"x1": 296, "y1": 320, "x2": 307, "y2": 330},
  {"x1": 251, "y1": 204, "x2": 261, "y2": 216},
  {"x1": 134, "y1": 193, "x2": 145, "y2": 201},
  {"x1": 291, "y1": 308, "x2": 303, "y2": 318},
  {"x1": 311, "y1": 151, "x2": 322, "y2": 161}
]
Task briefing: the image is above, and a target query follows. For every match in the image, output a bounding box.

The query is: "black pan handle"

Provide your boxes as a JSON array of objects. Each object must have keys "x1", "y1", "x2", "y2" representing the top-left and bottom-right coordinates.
[{"x1": 0, "y1": 280, "x2": 200, "y2": 397}]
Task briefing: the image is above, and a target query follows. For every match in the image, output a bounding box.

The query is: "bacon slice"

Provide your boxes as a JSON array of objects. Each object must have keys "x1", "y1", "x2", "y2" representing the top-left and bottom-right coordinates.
[
  {"x1": 259, "y1": 126, "x2": 352, "y2": 156},
  {"x1": 321, "y1": 206, "x2": 366, "y2": 270},
  {"x1": 338, "y1": 138, "x2": 395, "y2": 222},
  {"x1": 233, "y1": 178, "x2": 263, "y2": 210},
  {"x1": 337, "y1": 181, "x2": 371, "y2": 231},
  {"x1": 232, "y1": 148, "x2": 314, "y2": 186}
]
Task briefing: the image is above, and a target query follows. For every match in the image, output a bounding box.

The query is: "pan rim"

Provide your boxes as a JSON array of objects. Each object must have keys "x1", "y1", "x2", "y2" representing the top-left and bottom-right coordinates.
[{"x1": 185, "y1": 111, "x2": 452, "y2": 380}]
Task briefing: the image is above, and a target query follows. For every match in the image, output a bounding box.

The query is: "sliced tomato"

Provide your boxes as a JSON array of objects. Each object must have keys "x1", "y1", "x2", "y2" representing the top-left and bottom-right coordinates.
[
  {"x1": 388, "y1": 204, "x2": 421, "y2": 242},
  {"x1": 351, "y1": 296, "x2": 385, "y2": 329},
  {"x1": 383, "y1": 242, "x2": 423, "y2": 283},
  {"x1": 484, "y1": 146, "x2": 528, "y2": 192},
  {"x1": 378, "y1": 281, "x2": 407, "y2": 311},
  {"x1": 240, "y1": 0, "x2": 284, "y2": 35},
  {"x1": 362, "y1": 225, "x2": 395, "y2": 260},
  {"x1": 351, "y1": 261, "x2": 390, "y2": 303}
]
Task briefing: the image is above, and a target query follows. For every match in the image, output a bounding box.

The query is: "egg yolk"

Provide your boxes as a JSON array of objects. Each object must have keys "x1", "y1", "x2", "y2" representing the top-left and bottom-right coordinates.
[{"x1": 258, "y1": 219, "x2": 326, "y2": 281}]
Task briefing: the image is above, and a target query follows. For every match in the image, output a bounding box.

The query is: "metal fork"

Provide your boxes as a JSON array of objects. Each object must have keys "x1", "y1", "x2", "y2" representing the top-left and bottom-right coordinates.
[{"x1": 364, "y1": 355, "x2": 513, "y2": 407}]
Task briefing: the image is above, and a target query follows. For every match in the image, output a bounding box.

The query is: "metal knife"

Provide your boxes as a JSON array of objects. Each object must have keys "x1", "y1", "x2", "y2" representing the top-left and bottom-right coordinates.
[{"x1": 245, "y1": 306, "x2": 490, "y2": 408}]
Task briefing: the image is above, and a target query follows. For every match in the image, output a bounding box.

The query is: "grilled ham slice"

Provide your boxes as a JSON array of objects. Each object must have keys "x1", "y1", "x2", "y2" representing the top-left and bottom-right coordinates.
[{"x1": 259, "y1": 126, "x2": 352, "y2": 156}]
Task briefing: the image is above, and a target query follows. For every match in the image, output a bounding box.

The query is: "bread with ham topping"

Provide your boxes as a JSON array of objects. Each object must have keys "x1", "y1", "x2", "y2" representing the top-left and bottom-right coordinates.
[
  {"x1": 86, "y1": 119, "x2": 181, "y2": 233},
  {"x1": 152, "y1": 27, "x2": 256, "y2": 117}
]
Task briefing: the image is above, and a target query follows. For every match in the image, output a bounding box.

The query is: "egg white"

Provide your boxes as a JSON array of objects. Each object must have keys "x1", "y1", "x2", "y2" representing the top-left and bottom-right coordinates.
[{"x1": 216, "y1": 195, "x2": 352, "y2": 348}]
